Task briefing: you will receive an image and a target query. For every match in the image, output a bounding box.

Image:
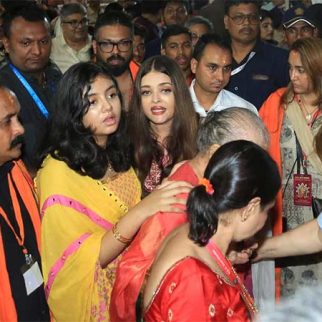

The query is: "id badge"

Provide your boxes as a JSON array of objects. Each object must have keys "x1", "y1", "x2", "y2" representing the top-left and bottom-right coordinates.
[
  {"x1": 293, "y1": 174, "x2": 312, "y2": 206},
  {"x1": 21, "y1": 259, "x2": 44, "y2": 295}
]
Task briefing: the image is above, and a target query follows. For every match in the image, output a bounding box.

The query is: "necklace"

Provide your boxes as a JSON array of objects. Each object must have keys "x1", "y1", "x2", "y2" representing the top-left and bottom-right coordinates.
[
  {"x1": 206, "y1": 240, "x2": 258, "y2": 317},
  {"x1": 298, "y1": 95, "x2": 320, "y2": 122},
  {"x1": 100, "y1": 164, "x2": 118, "y2": 184},
  {"x1": 304, "y1": 106, "x2": 319, "y2": 122}
]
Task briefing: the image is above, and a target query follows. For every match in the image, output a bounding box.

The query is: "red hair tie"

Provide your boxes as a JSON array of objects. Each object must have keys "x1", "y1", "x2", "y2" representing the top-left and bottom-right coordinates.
[{"x1": 199, "y1": 178, "x2": 214, "y2": 195}]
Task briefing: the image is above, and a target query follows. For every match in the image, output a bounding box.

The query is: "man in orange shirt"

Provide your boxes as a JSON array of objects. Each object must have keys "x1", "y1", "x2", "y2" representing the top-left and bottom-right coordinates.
[{"x1": 0, "y1": 85, "x2": 49, "y2": 321}]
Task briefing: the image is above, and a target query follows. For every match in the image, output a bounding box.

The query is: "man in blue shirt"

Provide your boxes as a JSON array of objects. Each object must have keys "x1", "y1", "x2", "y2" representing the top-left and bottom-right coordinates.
[{"x1": 224, "y1": 0, "x2": 289, "y2": 109}]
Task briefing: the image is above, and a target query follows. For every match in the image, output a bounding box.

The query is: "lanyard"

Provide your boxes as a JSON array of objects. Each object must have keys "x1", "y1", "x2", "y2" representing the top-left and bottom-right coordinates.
[
  {"x1": 0, "y1": 174, "x2": 31, "y2": 264},
  {"x1": 9, "y1": 63, "x2": 49, "y2": 119},
  {"x1": 231, "y1": 51, "x2": 256, "y2": 76},
  {"x1": 296, "y1": 135, "x2": 307, "y2": 174}
]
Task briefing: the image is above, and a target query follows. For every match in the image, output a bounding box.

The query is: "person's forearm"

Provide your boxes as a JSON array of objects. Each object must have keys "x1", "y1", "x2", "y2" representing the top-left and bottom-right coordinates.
[
  {"x1": 257, "y1": 219, "x2": 322, "y2": 260},
  {"x1": 98, "y1": 206, "x2": 148, "y2": 267},
  {"x1": 98, "y1": 179, "x2": 192, "y2": 267}
]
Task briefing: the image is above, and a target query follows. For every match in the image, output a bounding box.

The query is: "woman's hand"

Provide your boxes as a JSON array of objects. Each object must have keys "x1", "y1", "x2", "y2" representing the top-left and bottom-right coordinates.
[
  {"x1": 99, "y1": 180, "x2": 192, "y2": 267},
  {"x1": 136, "y1": 179, "x2": 193, "y2": 219}
]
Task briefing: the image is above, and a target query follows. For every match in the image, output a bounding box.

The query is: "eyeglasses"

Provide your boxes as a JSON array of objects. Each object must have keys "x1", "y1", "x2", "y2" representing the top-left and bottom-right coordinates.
[
  {"x1": 62, "y1": 18, "x2": 88, "y2": 29},
  {"x1": 228, "y1": 14, "x2": 260, "y2": 25},
  {"x1": 97, "y1": 40, "x2": 132, "y2": 53}
]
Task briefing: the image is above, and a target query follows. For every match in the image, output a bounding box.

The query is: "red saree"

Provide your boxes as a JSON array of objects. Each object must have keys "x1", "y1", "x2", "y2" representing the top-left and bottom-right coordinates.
[{"x1": 109, "y1": 162, "x2": 199, "y2": 321}]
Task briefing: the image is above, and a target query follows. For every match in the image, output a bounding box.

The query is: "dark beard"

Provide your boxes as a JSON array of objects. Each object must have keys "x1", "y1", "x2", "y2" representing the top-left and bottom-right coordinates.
[{"x1": 97, "y1": 55, "x2": 132, "y2": 77}]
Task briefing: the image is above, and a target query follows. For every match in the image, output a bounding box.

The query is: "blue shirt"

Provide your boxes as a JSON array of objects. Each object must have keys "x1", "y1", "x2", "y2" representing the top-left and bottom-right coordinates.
[{"x1": 226, "y1": 41, "x2": 289, "y2": 109}]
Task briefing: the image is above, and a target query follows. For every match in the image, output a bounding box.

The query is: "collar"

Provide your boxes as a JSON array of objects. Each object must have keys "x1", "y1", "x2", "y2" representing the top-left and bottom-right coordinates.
[
  {"x1": 232, "y1": 39, "x2": 261, "y2": 67},
  {"x1": 190, "y1": 79, "x2": 223, "y2": 117}
]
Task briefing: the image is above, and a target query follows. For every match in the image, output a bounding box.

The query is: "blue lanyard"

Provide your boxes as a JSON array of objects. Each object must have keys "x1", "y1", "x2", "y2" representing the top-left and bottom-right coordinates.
[{"x1": 9, "y1": 64, "x2": 49, "y2": 119}]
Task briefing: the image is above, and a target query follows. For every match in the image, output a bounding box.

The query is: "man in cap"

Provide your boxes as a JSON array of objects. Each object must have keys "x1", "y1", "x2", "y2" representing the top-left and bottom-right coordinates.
[{"x1": 282, "y1": 5, "x2": 318, "y2": 48}]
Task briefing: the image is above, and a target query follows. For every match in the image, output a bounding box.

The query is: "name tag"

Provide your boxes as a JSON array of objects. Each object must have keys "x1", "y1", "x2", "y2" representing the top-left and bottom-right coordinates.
[
  {"x1": 252, "y1": 74, "x2": 269, "y2": 81},
  {"x1": 21, "y1": 260, "x2": 44, "y2": 295},
  {"x1": 293, "y1": 174, "x2": 312, "y2": 206}
]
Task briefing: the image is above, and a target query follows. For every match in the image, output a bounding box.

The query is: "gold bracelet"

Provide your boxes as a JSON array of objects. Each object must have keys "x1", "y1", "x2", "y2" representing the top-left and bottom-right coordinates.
[{"x1": 112, "y1": 222, "x2": 132, "y2": 245}]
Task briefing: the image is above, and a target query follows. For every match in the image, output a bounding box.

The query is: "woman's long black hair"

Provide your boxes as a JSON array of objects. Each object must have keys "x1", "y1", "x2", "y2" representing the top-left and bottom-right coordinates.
[
  {"x1": 188, "y1": 140, "x2": 281, "y2": 246},
  {"x1": 40, "y1": 62, "x2": 131, "y2": 179}
]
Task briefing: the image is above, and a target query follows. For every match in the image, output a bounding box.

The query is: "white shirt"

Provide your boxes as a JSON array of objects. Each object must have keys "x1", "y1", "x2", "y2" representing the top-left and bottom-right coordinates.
[
  {"x1": 51, "y1": 33, "x2": 92, "y2": 74},
  {"x1": 189, "y1": 79, "x2": 258, "y2": 117}
]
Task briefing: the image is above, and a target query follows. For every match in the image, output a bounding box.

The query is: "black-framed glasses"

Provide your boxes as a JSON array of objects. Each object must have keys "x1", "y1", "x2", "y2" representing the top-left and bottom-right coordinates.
[
  {"x1": 97, "y1": 40, "x2": 132, "y2": 53},
  {"x1": 62, "y1": 18, "x2": 88, "y2": 29},
  {"x1": 228, "y1": 14, "x2": 260, "y2": 25}
]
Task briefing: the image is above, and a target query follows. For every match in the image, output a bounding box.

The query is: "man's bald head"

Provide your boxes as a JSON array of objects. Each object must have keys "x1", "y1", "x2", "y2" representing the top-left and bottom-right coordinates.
[{"x1": 0, "y1": 85, "x2": 24, "y2": 166}]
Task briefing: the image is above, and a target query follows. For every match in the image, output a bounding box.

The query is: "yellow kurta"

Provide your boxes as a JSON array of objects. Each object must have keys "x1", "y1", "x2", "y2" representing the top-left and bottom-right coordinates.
[{"x1": 36, "y1": 156, "x2": 141, "y2": 321}]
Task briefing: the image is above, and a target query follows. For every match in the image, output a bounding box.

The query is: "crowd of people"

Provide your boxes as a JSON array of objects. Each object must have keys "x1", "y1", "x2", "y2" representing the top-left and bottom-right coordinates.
[{"x1": 0, "y1": 0, "x2": 322, "y2": 321}]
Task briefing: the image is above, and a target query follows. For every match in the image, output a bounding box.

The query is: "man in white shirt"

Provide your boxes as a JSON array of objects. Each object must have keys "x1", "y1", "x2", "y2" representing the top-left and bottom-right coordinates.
[
  {"x1": 190, "y1": 33, "x2": 258, "y2": 117},
  {"x1": 51, "y1": 3, "x2": 92, "y2": 73}
]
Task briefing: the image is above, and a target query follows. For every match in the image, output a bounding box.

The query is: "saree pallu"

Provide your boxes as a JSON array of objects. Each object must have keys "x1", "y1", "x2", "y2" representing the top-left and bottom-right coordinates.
[
  {"x1": 36, "y1": 156, "x2": 141, "y2": 321},
  {"x1": 110, "y1": 161, "x2": 199, "y2": 322}
]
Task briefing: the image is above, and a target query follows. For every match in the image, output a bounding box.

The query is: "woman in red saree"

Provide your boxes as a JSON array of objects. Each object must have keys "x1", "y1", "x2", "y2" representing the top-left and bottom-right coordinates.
[{"x1": 143, "y1": 140, "x2": 281, "y2": 321}]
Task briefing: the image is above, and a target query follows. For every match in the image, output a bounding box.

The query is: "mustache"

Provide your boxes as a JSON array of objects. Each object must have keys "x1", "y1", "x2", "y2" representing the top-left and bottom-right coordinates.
[
  {"x1": 106, "y1": 55, "x2": 125, "y2": 63},
  {"x1": 10, "y1": 135, "x2": 24, "y2": 149},
  {"x1": 239, "y1": 27, "x2": 254, "y2": 33}
]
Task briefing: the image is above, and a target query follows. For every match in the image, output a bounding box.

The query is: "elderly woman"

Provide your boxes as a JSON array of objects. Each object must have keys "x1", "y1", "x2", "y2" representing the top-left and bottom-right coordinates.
[{"x1": 143, "y1": 140, "x2": 280, "y2": 321}]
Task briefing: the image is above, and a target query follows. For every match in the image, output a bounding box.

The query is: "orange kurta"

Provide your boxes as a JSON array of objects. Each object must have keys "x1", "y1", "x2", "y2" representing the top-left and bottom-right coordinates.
[{"x1": 259, "y1": 87, "x2": 286, "y2": 300}]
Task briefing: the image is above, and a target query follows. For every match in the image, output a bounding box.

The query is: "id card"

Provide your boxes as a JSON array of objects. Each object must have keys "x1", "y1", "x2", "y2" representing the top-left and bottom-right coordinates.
[
  {"x1": 293, "y1": 174, "x2": 312, "y2": 206},
  {"x1": 21, "y1": 260, "x2": 44, "y2": 295}
]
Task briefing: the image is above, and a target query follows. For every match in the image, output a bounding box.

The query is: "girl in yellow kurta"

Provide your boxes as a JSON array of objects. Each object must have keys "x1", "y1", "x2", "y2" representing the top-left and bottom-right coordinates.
[{"x1": 36, "y1": 62, "x2": 190, "y2": 321}]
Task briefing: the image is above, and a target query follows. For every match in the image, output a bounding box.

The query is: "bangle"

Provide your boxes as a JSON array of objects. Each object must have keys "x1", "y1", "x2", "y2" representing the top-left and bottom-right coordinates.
[{"x1": 112, "y1": 222, "x2": 132, "y2": 245}]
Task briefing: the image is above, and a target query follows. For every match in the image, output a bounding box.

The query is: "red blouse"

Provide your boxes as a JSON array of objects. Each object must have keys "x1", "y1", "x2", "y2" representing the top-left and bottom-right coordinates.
[{"x1": 145, "y1": 257, "x2": 251, "y2": 322}]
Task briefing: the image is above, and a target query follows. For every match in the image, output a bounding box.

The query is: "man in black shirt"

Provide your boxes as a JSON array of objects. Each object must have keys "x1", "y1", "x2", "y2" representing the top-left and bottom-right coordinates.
[
  {"x1": 0, "y1": 85, "x2": 49, "y2": 321},
  {"x1": 0, "y1": 4, "x2": 62, "y2": 175}
]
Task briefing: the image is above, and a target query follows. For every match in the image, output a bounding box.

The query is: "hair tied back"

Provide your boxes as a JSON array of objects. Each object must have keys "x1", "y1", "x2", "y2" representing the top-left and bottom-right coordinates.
[{"x1": 199, "y1": 178, "x2": 214, "y2": 195}]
